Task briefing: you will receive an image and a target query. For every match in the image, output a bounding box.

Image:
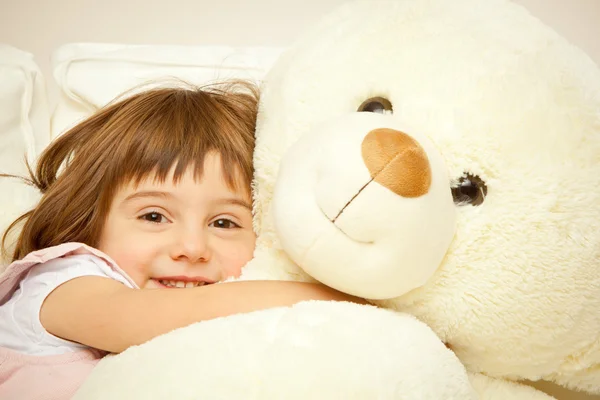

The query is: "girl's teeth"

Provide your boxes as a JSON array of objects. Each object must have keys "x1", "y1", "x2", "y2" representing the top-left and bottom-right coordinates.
[{"x1": 157, "y1": 279, "x2": 206, "y2": 288}]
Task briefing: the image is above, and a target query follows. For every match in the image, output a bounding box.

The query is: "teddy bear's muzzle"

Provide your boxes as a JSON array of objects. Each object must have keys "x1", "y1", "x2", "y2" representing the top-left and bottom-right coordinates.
[{"x1": 272, "y1": 112, "x2": 457, "y2": 299}]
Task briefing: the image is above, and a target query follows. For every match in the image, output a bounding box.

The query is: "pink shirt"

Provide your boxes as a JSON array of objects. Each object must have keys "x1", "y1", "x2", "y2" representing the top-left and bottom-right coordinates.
[
  {"x1": 0, "y1": 243, "x2": 138, "y2": 400},
  {"x1": 0, "y1": 347, "x2": 104, "y2": 400}
]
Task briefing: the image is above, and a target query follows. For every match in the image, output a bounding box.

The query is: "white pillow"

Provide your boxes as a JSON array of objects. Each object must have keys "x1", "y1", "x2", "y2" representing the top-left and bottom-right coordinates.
[
  {"x1": 51, "y1": 43, "x2": 285, "y2": 138},
  {"x1": 0, "y1": 45, "x2": 49, "y2": 267}
]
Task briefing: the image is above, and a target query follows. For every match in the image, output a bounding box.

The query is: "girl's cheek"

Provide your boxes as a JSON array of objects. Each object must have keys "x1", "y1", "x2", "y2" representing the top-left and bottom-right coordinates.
[
  {"x1": 227, "y1": 246, "x2": 256, "y2": 278},
  {"x1": 219, "y1": 252, "x2": 245, "y2": 278},
  {"x1": 227, "y1": 269, "x2": 243, "y2": 279},
  {"x1": 110, "y1": 249, "x2": 149, "y2": 278}
]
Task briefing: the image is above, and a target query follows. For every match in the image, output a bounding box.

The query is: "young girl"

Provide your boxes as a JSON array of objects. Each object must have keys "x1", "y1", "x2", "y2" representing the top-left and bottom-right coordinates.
[{"x1": 0, "y1": 81, "x2": 361, "y2": 399}]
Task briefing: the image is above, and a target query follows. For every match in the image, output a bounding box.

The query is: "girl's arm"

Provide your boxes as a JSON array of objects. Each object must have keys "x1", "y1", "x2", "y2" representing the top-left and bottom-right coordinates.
[{"x1": 40, "y1": 278, "x2": 365, "y2": 353}]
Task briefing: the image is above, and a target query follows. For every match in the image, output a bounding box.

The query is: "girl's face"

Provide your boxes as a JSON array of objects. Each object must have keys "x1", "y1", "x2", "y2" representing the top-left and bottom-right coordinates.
[{"x1": 98, "y1": 153, "x2": 256, "y2": 289}]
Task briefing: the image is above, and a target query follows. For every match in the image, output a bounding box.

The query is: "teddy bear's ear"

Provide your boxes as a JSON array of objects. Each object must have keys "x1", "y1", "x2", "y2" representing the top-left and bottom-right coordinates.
[{"x1": 250, "y1": 0, "x2": 379, "y2": 238}]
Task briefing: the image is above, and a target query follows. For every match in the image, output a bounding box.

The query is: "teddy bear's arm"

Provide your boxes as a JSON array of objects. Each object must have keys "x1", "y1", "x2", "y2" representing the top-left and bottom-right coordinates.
[{"x1": 74, "y1": 301, "x2": 478, "y2": 400}]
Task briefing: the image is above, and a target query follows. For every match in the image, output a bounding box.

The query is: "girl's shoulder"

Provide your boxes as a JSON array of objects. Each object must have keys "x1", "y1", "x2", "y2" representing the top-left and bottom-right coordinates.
[
  {"x1": 0, "y1": 243, "x2": 137, "y2": 305},
  {"x1": 13, "y1": 243, "x2": 118, "y2": 267}
]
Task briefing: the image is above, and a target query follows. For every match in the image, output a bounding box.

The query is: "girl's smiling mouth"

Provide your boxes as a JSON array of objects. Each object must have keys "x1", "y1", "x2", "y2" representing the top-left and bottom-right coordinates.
[{"x1": 152, "y1": 276, "x2": 215, "y2": 288}]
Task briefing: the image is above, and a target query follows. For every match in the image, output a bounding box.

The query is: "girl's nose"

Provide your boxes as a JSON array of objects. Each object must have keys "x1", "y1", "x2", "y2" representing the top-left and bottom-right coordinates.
[{"x1": 169, "y1": 227, "x2": 211, "y2": 263}]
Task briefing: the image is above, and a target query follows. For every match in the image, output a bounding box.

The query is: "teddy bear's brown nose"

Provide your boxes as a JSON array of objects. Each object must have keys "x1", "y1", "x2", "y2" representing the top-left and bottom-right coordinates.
[{"x1": 361, "y1": 128, "x2": 432, "y2": 197}]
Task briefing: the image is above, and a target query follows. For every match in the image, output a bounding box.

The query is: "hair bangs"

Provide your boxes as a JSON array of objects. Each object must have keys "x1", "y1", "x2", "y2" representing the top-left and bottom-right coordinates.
[{"x1": 105, "y1": 86, "x2": 255, "y2": 194}]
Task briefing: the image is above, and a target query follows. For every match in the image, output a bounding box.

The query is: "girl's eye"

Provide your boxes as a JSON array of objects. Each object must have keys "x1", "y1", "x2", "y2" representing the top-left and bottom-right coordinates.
[
  {"x1": 139, "y1": 212, "x2": 168, "y2": 223},
  {"x1": 211, "y1": 219, "x2": 240, "y2": 229}
]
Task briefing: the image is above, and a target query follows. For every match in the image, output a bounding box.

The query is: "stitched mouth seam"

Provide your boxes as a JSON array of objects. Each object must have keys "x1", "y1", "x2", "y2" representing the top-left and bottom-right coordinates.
[
  {"x1": 333, "y1": 145, "x2": 412, "y2": 223},
  {"x1": 332, "y1": 177, "x2": 374, "y2": 223}
]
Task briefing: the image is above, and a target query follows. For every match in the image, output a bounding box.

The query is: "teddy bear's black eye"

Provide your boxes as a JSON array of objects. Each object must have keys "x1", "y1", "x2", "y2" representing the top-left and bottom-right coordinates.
[
  {"x1": 357, "y1": 97, "x2": 393, "y2": 114},
  {"x1": 451, "y1": 173, "x2": 487, "y2": 206}
]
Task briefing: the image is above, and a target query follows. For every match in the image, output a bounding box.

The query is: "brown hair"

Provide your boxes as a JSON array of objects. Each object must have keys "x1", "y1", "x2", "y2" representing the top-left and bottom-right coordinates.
[{"x1": 1, "y1": 80, "x2": 259, "y2": 261}]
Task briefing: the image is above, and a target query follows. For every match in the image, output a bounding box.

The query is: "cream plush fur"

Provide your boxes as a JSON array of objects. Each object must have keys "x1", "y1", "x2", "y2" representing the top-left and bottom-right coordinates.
[{"x1": 75, "y1": 0, "x2": 600, "y2": 399}]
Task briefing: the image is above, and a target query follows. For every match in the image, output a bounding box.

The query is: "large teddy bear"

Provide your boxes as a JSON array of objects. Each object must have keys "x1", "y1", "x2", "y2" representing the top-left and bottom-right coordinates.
[{"x1": 74, "y1": 0, "x2": 600, "y2": 399}]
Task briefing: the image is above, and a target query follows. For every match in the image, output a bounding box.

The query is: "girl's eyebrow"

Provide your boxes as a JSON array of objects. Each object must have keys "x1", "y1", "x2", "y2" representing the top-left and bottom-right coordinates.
[
  {"x1": 215, "y1": 198, "x2": 252, "y2": 210},
  {"x1": 122, "y1": 191, "x2": 173, "y2": 203},
  {"x1": 122, "y1": 192, "x2": 251, "y2": 210}
]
